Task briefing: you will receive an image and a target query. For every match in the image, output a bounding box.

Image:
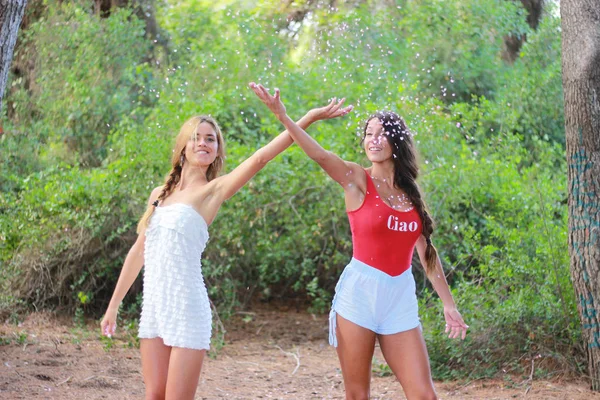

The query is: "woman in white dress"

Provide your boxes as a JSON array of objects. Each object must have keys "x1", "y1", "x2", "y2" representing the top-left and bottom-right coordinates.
[{"x1": 100, "y1": 92, "x2": 352, "y2": 400}]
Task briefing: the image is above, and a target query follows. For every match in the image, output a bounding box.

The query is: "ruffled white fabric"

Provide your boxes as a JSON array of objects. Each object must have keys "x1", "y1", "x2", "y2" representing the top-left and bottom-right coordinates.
[{"x1": 138, "y1": 203, "x2": 212, "y2": 350}]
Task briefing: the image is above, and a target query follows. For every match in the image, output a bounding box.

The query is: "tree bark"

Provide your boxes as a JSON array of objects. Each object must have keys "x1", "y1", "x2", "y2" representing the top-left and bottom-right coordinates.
[
  {"x1": 0, "y1": 0, "x2": 28, "y2": 115},
  {"x1": 561, "y1": 0, "x2": 600, "y2": 390}
]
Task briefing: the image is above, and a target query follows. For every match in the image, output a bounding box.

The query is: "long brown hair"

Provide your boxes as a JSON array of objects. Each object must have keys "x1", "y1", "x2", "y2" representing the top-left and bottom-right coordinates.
[
  {"x1": 136, "y1": 116, "x2": 226, "y2": 233},
  {"x1": 363, "y1": 111, "x2": 438, "y2": 275}
]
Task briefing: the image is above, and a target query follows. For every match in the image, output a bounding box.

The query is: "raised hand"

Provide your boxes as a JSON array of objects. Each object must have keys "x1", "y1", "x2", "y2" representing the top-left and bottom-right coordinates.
[
  {"x1": 307, "y1": 97, "x2": 353, "y2": 122},
  {"x1": 249, "y1": 82, "x2": 286, "y2": 119},
  {"x1": 444, "y1": 306, "x2": 469, "y2": 340}
]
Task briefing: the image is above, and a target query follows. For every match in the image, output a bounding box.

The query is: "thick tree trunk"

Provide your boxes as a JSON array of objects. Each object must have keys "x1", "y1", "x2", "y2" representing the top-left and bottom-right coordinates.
[
  {"x1": 0, "y1": 0, "x2": 27, "y2": 115},
  {"x1": 561, "y1": 0, "x2": 600, "y2": 390}
]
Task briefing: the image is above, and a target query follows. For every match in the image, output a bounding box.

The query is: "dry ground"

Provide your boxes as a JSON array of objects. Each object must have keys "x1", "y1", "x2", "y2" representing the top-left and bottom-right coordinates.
[{"x1": 1, "y1": 305, "x2": 598, "y2": 399}]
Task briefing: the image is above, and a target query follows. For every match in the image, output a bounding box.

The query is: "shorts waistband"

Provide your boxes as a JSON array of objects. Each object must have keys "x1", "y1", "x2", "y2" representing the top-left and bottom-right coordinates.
[{"x1": 348, "y1": 257, "x2": 412, "y2": 280}]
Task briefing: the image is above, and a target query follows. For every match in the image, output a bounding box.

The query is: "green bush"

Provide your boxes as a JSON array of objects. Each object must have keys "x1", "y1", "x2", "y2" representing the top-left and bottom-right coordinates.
[{"x1": 7, "y1": 1, "x2": 155, "y2": 168}]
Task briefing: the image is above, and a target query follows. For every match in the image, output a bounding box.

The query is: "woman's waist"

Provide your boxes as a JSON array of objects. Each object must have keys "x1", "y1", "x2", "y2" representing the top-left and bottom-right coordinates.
[{"x1": 346, "y1": 256, "x2": 414, "y2": 279}]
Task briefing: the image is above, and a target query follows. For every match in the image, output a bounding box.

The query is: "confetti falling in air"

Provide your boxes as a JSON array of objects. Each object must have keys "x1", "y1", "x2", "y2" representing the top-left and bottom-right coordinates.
[{"x1": 109, "y1": 0, "x2": 527, "y2": 178}]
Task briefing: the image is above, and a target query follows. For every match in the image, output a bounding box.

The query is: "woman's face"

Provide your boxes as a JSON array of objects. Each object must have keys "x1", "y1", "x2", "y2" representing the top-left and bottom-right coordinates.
[
  {"x1": 184, "y1": 122, "x2": 219, "y2": 167},
  {"x1": 364, "y1": 118, "x2": 393, "y2": 163}
]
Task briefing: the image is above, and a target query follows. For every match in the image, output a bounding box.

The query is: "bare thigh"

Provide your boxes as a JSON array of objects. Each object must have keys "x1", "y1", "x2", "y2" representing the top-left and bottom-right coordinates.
[
  {"x1": 165, "y1": 347, "x2": 206, "y2": 400},
  {"x1": 336, "y1": 314, "x2": 377, "y2": 400},
  {"x1": 140, "y1": 338, "x2": 172, "y2": 400},
  {"x1": 377, "y1": 327, "x2": 437, "y2": 400}
]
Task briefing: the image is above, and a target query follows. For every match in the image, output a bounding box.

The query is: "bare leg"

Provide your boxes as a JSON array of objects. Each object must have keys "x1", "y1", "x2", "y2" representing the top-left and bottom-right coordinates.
[
  {"x1": 140, "y1": 338, "x2": 172, "y2": 400},
  {"x1": 335, "y1": 314, "x2": 377, "y2": 400},
  {"x1": 165, "y1": 347, "x2": 206, "y2": 400},
  {"x1": 378, "y1": 327, "x2": 437, "y2": 400}
]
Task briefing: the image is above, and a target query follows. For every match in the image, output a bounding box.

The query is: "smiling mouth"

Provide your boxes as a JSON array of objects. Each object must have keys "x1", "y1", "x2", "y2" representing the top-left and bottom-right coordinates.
[
  {"x1": 369, "y1": 147, "x2": 382, "y2": 151},
  {"x1": 197, "y1": 150, "x2": 209, "y2": 154}
]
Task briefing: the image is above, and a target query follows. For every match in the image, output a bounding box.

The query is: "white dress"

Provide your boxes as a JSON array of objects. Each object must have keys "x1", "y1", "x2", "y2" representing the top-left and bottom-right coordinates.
[{"x1": 138, "y1": 203, "x2": 212, "y2": 350}]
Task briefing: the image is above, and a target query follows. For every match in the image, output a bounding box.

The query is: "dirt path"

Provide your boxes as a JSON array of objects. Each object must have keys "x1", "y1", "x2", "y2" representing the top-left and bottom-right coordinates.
[{"x1": 1, "y1": 306, "x2": 598, "y2": 399}]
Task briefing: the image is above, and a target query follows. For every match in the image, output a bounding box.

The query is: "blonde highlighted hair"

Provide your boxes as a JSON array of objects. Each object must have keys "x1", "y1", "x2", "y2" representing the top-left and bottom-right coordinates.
[{"x1": 136, "y1": 116, "x2": 225, "y2": 234}]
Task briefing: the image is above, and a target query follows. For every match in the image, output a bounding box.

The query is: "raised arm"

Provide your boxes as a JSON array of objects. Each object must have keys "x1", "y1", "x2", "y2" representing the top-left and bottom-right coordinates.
[
  {"x1": 415, "y1": 236, "x2": 469, "y2": 340},
  {"x1": 249, "y1": 82, "x2": 363, "y2": 188},
  {"x1": 213, "y1": 127, "x2": 294, "y2": 202},
  {"x1": 213, "y1": 86, "x2": 356, "y2": 202}
]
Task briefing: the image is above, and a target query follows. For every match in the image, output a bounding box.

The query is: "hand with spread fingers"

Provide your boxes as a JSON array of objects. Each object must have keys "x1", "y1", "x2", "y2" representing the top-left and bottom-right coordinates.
[
  {"x1": 443, "y1": 306, "x2": 469, "y2": 340},
  {"x1": 307, "y1": 97, "x2": 353, "y2": 122},
  {"x1": 249, "y1": 82, "x2": 287, "y2": 119}
]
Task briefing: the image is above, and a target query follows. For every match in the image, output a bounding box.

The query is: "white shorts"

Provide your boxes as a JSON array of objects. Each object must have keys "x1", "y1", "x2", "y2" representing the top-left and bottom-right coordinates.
[{"x1": 329, "y1": 258, "x2": 420, "y2": 347}]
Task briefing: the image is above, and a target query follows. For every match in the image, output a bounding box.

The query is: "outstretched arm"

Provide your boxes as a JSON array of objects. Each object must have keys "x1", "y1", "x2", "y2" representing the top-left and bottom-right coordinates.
[
  {"x1": 415, "y1": 236, "x2": 469, "y2": 340},
  {"x1": 213, "y1": 126, "x2": 294, "y2": 202},
  {"x1": 214, "y1": 86, "x2": 355, "y2": 201},
  {"x1": 249, "y1": 83, "x2": 363, "y2": 188}
]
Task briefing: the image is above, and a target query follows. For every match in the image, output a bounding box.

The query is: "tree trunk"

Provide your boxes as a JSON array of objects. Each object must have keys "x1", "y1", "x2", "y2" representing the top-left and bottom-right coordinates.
[
  {"x1": 561, "y1": 0, "x2": 600, "y2": 390},
  {"x1": 0, "y1": 0, "x2": 28, "y2": 115}
]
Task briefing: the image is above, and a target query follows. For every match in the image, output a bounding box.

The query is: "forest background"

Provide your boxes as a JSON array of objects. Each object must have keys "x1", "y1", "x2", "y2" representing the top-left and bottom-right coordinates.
[{"x1": 0, "y1": 0, "x2": 574, "y2": 381}]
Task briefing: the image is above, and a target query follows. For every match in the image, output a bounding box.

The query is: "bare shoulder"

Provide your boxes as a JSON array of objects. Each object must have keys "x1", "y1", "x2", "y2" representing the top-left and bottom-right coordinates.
[
  {"x1": 148, "y1": 186, "x2": 163, "y2": 205},
  {"x1": 345, "y1": 161, "x2": 367, "y2": 191}
]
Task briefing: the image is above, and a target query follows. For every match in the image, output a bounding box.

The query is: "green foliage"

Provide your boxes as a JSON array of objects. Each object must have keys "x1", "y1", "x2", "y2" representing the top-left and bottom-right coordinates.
[
  {"x1": 100, "y1": 334, "x2": 115, "y2": 352},
  {"x1": 74, "y1": 307, "x2": 85, "y2": 327},
  {"x1": 7, "y1": 0, "x2": 155, "y2": 168},
  {"x1": 372, "y1": 357, "x2": 393, "y2": 377},
  {"x1": 122, "y1": 318, "x2": 140, "y2": 349},
  {"x1": 1, "y1": 0, "x2": 577, "y2": 379},
  {"x1": 417, "y1": 113, "x2": 576, "y2": 379},
  {"x1": 15, "y1": 332, "x2": 28, "y2": 346},
  {"x1": 495, "y1": 10, "x2": 565, "y2": 147}
]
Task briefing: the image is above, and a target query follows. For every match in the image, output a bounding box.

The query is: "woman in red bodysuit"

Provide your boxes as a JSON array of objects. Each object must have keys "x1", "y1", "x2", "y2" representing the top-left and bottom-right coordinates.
[{"x1": 250, "y1": 83, "x2": 468, "y2": 400}]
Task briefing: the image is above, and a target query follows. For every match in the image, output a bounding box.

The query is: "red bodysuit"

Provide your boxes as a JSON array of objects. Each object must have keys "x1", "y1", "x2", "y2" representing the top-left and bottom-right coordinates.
[{"x1": 347, "y1": 171, "x2": 422, "y2": 276}]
